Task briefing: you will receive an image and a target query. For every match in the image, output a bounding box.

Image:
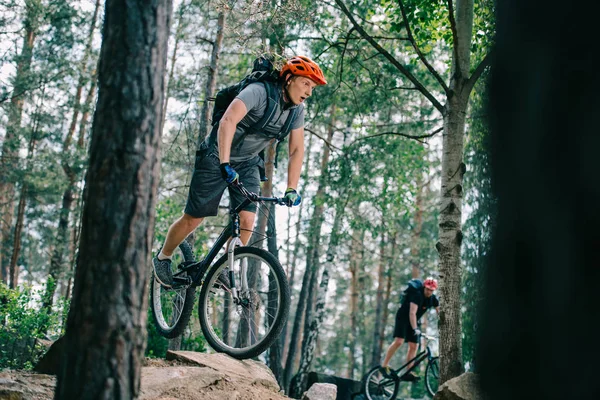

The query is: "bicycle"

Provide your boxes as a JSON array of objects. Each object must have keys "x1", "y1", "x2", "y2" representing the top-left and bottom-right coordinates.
[
  {"x1": 149, "y1": 182, "x2": 291, "y2": 360},
  {"x1": 363, "y1": 334, "x2": 440, "y2": 399}
]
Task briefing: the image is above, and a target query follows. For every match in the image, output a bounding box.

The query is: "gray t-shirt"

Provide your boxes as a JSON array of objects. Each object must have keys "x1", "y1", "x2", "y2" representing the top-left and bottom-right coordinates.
[{"x1": 221, "y1": 83, "x2": 305, "y2": 163}]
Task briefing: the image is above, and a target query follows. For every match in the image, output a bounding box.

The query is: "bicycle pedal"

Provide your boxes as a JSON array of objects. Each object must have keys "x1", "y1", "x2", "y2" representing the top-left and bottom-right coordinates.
[{"x1": 173, "y1": 276, "x2": 192, "y2": 285}]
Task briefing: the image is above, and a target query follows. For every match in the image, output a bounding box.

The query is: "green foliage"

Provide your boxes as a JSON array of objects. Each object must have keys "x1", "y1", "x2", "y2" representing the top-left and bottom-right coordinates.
[{"x1": 0, "y1": 282, "x2": 68, "y2": 369}]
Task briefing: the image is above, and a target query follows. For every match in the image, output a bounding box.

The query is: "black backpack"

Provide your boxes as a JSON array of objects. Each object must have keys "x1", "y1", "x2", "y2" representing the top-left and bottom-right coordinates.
[
  {"x1": 201, "y1": 56, "x2": 300, "y2": 177},
  {"x1": 400, "y1": 279, "x2": 423, "y2": 304}
]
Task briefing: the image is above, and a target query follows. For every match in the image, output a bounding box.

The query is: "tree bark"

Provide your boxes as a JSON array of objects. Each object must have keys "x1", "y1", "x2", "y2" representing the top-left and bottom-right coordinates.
[
  {"x1": 0, "y1": 2, "x2": 38, "y2": 284},
  {"x1": 54, "y1": 0, "x2": 172, "y2": 398}
]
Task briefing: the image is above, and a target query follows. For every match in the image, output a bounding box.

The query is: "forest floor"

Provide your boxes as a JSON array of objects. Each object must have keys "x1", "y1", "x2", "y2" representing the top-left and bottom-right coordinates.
[{"x1": 0, "y1": 352, "x2": 290, "y2": 400}]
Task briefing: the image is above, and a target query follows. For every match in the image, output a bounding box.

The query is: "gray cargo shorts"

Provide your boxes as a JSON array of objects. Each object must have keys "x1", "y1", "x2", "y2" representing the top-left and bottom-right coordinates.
[{"x1": 184, "y1": 150, "x2": 262, "y2": 218}]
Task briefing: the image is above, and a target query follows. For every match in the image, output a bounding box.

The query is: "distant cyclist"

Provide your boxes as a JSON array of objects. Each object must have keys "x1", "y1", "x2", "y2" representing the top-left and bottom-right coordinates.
[
  {"x1": 381, "y1": 277, "x2": 440, "y2": 381},
  {"x1": 153, "y1": 56, "x2": 327, "y2": 288}
]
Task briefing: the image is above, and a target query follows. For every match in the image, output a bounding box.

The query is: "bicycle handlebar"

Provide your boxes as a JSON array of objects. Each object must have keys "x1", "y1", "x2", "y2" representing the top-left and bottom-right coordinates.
[
  {"x1": 420, "y1": 333, "x2": 438, "y2": 342},
  {"x1": 230, "y1": 181, "x2": 289, "y2": 206}
]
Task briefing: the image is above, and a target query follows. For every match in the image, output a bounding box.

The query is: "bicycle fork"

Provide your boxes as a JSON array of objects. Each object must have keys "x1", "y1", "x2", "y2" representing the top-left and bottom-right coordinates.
[{"x1": 226, "y1": 212, "x2": 247, "y2": 304}]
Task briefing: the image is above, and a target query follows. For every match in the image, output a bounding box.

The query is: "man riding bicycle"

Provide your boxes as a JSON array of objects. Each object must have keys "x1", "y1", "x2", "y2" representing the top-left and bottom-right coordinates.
[
  {"x1": 381, "y1": 277, "x2": 440, "y2": 381},
  {"x1": 153, "y1": 56, "x2": 327, "y2": 288}
]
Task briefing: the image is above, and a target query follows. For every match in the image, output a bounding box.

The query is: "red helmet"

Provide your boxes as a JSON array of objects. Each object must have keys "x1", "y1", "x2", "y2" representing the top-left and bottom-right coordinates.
[
  {"x1": 424, "y1": 277, "x2": 438, "y2": 290},
  {"x1": 280, "y1": 55, "x2": 327, "y2": 85}
]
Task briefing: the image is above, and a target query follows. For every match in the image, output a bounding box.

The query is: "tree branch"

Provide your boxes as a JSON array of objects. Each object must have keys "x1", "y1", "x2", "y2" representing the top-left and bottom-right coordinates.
[
  {"x1": 334, "y1": 0, "x2": 444, "y2": 112},
  {"x1": 464, "y1": 50, "x2": 493, "y2": 97},
  {"x1": 304, "y1": 127, "x2": 342, "y2": 151},
  {"x1": 397, "y1": 0, "x2": 450, "y2": 94},
  {"x1": 352, "y1": 127, "x2": 443, "y2": 144},
  {"x1": 447, "y1": 0, "x2": 460, "y2": 74}
]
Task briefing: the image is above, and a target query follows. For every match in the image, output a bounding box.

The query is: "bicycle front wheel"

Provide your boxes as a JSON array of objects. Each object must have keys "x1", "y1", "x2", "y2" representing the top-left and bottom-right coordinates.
[
  {"x1": 425, "y1": 357, "x2": 440, "y2": 397},
  {"x1": 198, "y1": 247, "x2": 290, "y2": 360},
  {"x1": 363, "y1": 366, "x2": 400, "y2": 400},
  {"x1": 150, "y1": 240, "x2": 196, "y2": 338}
]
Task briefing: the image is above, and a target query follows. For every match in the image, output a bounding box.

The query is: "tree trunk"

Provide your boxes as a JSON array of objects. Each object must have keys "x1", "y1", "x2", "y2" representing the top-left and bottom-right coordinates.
[
  {"x1": 54, "y1": 0, "x2": 172, "y2": 398},
  {"x1": 346, "y1": 228, "x2": 361, "y2": 379},
  {"x1": 411, "y1": 174, "x2": 424, "y2": 279},
  {"x1": 77, "y1": 66, "x2": 98, "y2": 148},
  {"x1": 0, "y1": 4, "x2": 38, "y2": 284},
  {"x1": 300, "y1": 107, "x2": 336, "y2": 358},
  {"x1": 281, "y1": 133, "x2": 313, "y2": 363},
  {"x1": 480, "y1": 1, "x2": 599, "y2": 398},
  {"x1": 8, "y1": 85, "x2": 44, "y2": 289},
  {"x1": 196, "y1": 11, "x2": 226, "y2": 146},
  {"x1": 370, "y1": 218, "x2": 386, "y2": 367},
  {"x1": 378, "y1": 234, "x2": 397, "y2": 358},
  {"x1": 284, "y1": 108, "x2": 335, "y2": 392},
  {"x1": 291, "y1": 269, "x2": 330, "y2": 398}
]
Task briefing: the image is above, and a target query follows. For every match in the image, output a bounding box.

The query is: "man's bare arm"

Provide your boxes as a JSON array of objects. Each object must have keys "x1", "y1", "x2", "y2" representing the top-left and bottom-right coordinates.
[
  {"x1": 287, "y1": 127, "x2": 305, "y2": 189},
  {"x1": 409, "y1": 303, "x2": 419, "y2": 330},
  {"x1": 218, "y1": 99, "x2": 248, "y2": 163}
]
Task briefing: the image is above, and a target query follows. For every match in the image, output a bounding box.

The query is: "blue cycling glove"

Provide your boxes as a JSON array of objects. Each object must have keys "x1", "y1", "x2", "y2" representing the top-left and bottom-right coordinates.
[
  {"x1": 284, "y1": 188, "x2": 302, "y2": 207},
  {"x1": 219, "y1": 163, "x2": 239, "y2": 184}
]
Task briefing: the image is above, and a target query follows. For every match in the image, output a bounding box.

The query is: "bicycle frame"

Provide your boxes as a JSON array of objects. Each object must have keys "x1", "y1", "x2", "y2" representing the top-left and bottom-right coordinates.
[
  {"x1": 392, "y1": 342, "x2": 435, "y2": 377},
  {"x1": 172, "y1": 184, "x2": 286, "y2": 298}
]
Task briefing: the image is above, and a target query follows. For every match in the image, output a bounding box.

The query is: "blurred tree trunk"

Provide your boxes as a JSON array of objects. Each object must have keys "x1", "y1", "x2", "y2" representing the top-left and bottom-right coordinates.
[
  {"x1": 54, "y1": 0, "x2": 172, "y2": 398},
  {"x1": 480, "y1": 1, "x2": 599, "y2": 399},
  {"x1": 0, "y1": 1, "x2": 39, "y2": 284},
  {"x1": 44, "y1": 0, "x2": 101, "y2": 312}
]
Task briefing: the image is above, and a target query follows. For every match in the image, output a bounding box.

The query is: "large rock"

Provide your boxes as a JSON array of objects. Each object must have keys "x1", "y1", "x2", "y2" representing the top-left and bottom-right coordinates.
[
  {"x1": 301, "y1": 383, "x2": 337, "y2": 400},
  {"x1": 433, "y1": 372, "x2": 486, "y2": 400},
  {"x1": 1, "y1": 352, "x2": 290, "y2": 400},
  {"x1": 305, "y1": 371, "x2": 362, "y2": 400}
]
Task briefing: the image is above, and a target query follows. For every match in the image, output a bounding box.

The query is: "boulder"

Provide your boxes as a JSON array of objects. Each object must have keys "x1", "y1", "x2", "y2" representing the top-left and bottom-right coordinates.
[
  {"x1": 2, "y1": 352, "x2": 290, "y2": 400},
  {"x1": 433, "y1": 372, "x2": 486, "y2": 400},
  {"x1": 301, "y1": 383, "x2": 337, "y2": 400},
  {"x1": 305, "y1": 371, "x2": 363, "y2": 400}
]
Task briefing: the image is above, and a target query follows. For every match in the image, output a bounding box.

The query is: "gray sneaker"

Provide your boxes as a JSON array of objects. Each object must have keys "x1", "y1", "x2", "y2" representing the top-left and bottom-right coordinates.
[{"x1": 153, "y1": 256, "x2": 173, "y2": 288}]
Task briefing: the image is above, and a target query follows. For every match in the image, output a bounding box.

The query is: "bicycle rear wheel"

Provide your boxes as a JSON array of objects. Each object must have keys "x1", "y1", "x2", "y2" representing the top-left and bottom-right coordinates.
[
  {"x1": 198, "y1": 247, "x2": 290, "y2": 360},
  {"x1": 150, "y1": 240, "x2": 196, "y2": 338},
  {"x1": 363, "y1": 366, "x2": 400, "y2": 400},
  {"x1": 425, "y1": 357, "x2": 440, "y2": 397}
]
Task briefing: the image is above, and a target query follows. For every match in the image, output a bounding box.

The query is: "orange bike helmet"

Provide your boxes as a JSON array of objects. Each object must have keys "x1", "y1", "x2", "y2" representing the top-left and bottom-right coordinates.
[
  {"x1": 280, "y1": 56, "x2": 327, "y2": 85},
  {"x1": 424, "y1": 277, "x2": 438, "y2": 290}
]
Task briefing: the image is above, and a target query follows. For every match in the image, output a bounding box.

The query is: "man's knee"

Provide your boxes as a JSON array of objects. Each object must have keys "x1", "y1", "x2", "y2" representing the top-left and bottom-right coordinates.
[
  {"x1": 393, "y1": 337, "x2": 404, "y2": 346},
  {"x1": 239, "y1": 211, "x2": 256, "y2": 228},
  {"x1": 407, "y1": 342, "x2": 418, "y2": 351},
  {"x1": 180, "y1": 213, "x2": 204, "y2": 229}
]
